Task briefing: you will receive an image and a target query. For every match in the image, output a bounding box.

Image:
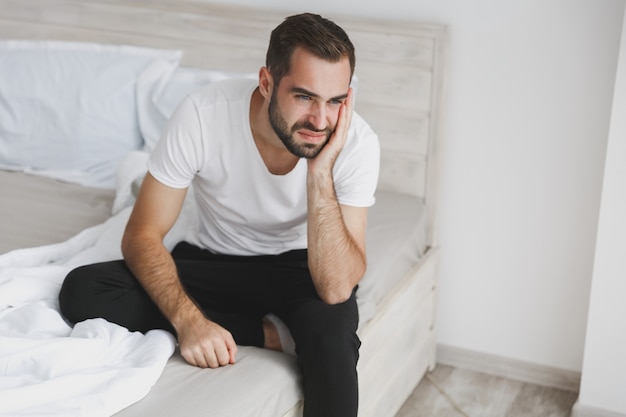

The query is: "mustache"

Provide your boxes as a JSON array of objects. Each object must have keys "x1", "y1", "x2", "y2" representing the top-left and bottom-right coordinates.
[{"x1": 292, "y1": 121, "x2": 332, "y2": 135}]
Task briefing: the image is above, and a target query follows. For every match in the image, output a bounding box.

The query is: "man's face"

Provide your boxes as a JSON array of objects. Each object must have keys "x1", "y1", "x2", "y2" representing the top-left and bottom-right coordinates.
[{"x1": 268, "y1": 48, "x2": 351, "y2": 159}]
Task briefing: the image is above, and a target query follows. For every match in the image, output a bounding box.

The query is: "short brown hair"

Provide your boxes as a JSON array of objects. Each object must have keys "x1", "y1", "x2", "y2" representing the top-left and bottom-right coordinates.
[{"x1": 266, "y1": 13, "x2": 355, "y2": 86}]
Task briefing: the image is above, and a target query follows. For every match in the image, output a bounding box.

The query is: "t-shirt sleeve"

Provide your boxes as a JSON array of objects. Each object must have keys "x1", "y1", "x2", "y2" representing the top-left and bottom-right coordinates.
[
  {"x1": 147, "y1": 96, "x2": 204, "y2": 189},
  {"x1": 333, "y1": 112, "x2": 381, "y2": 207}
]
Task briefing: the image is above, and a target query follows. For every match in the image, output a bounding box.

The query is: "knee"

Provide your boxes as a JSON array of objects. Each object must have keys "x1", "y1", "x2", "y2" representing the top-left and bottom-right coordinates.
[
  {"x1": 60, "y1": 264, "x2": 89, "y2": 298},
  {"x1": 58, "y1": 261, "x2": 130, "y2": 324},
  {"x1": 58, "y1": 265, "x2": 98, "y2": 323},
  {"x1": 295, "y1": 310, "x2": 361, "y2": 366}
]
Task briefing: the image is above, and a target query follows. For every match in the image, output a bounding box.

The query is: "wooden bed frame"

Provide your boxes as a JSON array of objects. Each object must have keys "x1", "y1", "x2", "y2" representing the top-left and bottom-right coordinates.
[{"x1": 0, "y1": 1, "x2": 447, "y2": 415}]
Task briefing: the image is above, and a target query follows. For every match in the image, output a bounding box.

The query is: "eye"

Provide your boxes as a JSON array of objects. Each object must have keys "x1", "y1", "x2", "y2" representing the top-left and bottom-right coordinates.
[
  {"x1": 296, "y1": 94, "x2": 312, "y2": 102},
  {"x1": 329, "y1": 98, "x2": 344, "y2": 106}
]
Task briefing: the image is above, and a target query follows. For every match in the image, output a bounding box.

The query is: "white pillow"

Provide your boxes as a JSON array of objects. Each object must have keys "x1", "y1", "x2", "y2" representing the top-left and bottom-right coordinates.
[
  {"x1": 112, "y1": 151, "x2": 150, "y2": 215},
  {"x1": 0, "y1": 41, "x2": 182, "y2": 188},
  {"x1": 137, "y1": 66, "x2": 257, "y2": 151}
]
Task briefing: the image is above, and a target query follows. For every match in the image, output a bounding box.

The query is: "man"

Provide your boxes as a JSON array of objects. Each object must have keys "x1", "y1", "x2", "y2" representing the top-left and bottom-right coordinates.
[{"x1": 59, "y1": 12, "x2": 379, "y2": 417}]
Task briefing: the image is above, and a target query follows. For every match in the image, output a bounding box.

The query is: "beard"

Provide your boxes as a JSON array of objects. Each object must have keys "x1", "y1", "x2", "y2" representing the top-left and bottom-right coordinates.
[{"x1": 268, "y1": 89, "x2": 332, "y2": 159}]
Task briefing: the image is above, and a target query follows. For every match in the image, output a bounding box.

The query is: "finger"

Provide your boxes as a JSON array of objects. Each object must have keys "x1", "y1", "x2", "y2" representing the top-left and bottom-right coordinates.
[
  {"x1": 182, "y1": 347, "x2": 207, "y2": 368},
  {"x1": 226, "y1": 337, "x2": 238, "y2": 364},
  {"x1": 180, "y1": 346, "x2": 198, "y2": 366},
  {"x1": 345, "y1": 87, "x2": 353, "y2": 110},
  {"x1": 345, "y1": 87, "x2": 354, "y2": 126},
  {"x1": 203, "y1": 348, "x2": 220, "y2": 369},
  {"x1": 211, "y1": 341, "x2": 231, "y2": 366},
  {"x1": 205, "y1": 329, "x2": 236, "y2": 365},
  {"x1": 336, "y1": 90, "x2": 352, "y2": 137}
]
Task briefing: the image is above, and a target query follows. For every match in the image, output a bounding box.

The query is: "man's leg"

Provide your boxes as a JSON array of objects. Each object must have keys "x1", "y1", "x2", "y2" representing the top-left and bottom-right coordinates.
[
  {"x1": 278, "y1": 288, "x2": 361, "y2": 417},
  {"x1": 58, "y1": 244, "x2": 269, "y2": 346},
  {"x1": 170, "y1": 242, "x2": 362, "y2": 415},
  {"x1": 59, "y1": 260, "x2": 174, "y2": 333},
  {"x1": 59, "y1": 243, "x2": 361, "y2": 416}
]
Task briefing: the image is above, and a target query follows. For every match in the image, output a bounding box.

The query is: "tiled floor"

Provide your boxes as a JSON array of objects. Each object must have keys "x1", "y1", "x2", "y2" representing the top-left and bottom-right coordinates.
[{"x1": 395, "y1": 365, "x2": 578, "y2": 417}]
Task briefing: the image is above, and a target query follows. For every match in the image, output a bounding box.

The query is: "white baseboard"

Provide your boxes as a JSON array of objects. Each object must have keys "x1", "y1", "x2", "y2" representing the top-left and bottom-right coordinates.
[
  {"x1": 436, "y1": 344, "x2": 581, "y2": 392},
  {"x1": 571, "y1": 401, "x2": 626, "y2": 417}
]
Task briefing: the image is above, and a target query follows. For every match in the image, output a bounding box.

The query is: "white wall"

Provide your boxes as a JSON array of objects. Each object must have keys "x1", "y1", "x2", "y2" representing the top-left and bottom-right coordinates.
[
  {"x1": 200, "y1": 0, "x2": 625, "y2": 373},
  {"x1": 576, "y1": 4, "x2": 626, "y2": 414}
]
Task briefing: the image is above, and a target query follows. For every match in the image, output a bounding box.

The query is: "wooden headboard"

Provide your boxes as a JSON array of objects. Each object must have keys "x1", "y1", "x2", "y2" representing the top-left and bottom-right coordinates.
[{"x1": 0, "y1": 0, "x2": 448, "y2": 247}]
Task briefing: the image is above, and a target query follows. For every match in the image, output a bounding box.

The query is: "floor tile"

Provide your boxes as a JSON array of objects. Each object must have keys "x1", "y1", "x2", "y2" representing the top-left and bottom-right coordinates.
[{"x1": 395, "y1": 364, "x2": 578, "y2": 417}]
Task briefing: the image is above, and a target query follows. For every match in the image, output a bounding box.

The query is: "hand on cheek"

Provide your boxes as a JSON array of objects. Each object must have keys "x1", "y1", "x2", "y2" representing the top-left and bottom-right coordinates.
[{"x1": 308, "y1": 88, "x2": 353, "y2": 173}]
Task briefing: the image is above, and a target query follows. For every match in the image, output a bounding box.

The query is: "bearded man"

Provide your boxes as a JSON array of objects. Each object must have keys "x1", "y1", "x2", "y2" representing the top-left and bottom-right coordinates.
[{"x1": 59, "y1": 13, "x2": 380, "y2": 417}]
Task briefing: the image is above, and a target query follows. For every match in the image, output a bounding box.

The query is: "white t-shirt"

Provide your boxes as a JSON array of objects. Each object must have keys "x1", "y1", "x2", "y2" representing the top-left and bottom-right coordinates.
[{"x1": 148, "y1": 78, "x2": 380, "y2": 256}]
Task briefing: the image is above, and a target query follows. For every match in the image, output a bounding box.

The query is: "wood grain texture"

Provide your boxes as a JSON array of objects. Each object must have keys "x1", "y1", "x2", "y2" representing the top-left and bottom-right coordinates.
[
  {"x1": 0, "y1": 0, "x2": 448, "y2": 248},
  {"x1": 396, "y1": 365, "x2": 578, "y2": 417}
]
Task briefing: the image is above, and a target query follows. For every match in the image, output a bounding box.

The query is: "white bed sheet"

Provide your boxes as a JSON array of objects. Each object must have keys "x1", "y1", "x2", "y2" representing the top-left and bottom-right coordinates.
[
  {"x1": 0, "y1": 155, "x2": 427, "y2": 416},
  {"x1": 0, "y1": 207, "x2": 178, "y2": 417}
]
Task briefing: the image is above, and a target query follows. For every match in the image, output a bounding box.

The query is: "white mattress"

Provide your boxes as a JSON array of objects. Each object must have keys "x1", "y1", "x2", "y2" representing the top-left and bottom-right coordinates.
[
  {"x1": 0, "y1": 170, "x2": 115, "y2": 254},
  {"x1": 114, "y1": 190, "x2": 427, "y2": 417},
  {"x1": 357, "y1": 190, "x2": 428, "y2": 329},
  {"x1": 1, "y1": 171, "x2": 427, "y2": 417}
]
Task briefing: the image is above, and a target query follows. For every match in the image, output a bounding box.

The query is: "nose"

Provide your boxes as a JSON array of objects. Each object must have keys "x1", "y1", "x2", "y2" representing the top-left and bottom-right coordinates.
[{"x1": 307, "y1": 102, "x2": 327, "y2": 131}]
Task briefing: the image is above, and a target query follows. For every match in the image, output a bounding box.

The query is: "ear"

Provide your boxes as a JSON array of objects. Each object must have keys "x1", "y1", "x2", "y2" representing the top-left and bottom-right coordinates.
[{"x1": 258, "y1": 67, "x2": 273, "y2": 99}]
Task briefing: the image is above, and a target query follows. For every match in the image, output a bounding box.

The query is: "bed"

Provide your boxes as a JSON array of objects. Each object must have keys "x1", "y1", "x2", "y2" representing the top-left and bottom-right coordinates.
[{"x1": 0, "y1": 1, "x2": 447, "y2": 416}]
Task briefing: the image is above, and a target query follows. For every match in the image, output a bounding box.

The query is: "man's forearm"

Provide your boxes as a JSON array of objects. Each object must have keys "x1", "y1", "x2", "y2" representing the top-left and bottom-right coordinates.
[
  {"x1": 122, "y1": 235, "x2": 202, "y2": 330},
  {"x1": 307, "y1": 170, "x2": 366, "y2": 305}
]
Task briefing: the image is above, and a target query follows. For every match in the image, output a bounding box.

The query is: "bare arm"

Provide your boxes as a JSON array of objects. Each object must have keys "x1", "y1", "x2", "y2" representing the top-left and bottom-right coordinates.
[
  {"x1": 306, "y1": 89, "x2": 368, "y2": 304},
  {"x1": 121, "y1": 172, "x2": 237, "y2": 368}
]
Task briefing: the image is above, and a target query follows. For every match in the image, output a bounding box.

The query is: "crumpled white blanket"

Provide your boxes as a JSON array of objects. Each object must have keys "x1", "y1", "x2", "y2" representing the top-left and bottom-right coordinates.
[{"x1": 0, "y1": 151, "x2": 195, "y2": 417}]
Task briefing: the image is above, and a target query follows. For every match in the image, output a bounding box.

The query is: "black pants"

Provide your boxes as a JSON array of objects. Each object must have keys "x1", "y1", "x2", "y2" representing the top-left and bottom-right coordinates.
[{"x1": 58, "y1": 242, "x2": 360, "y2": 417}]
